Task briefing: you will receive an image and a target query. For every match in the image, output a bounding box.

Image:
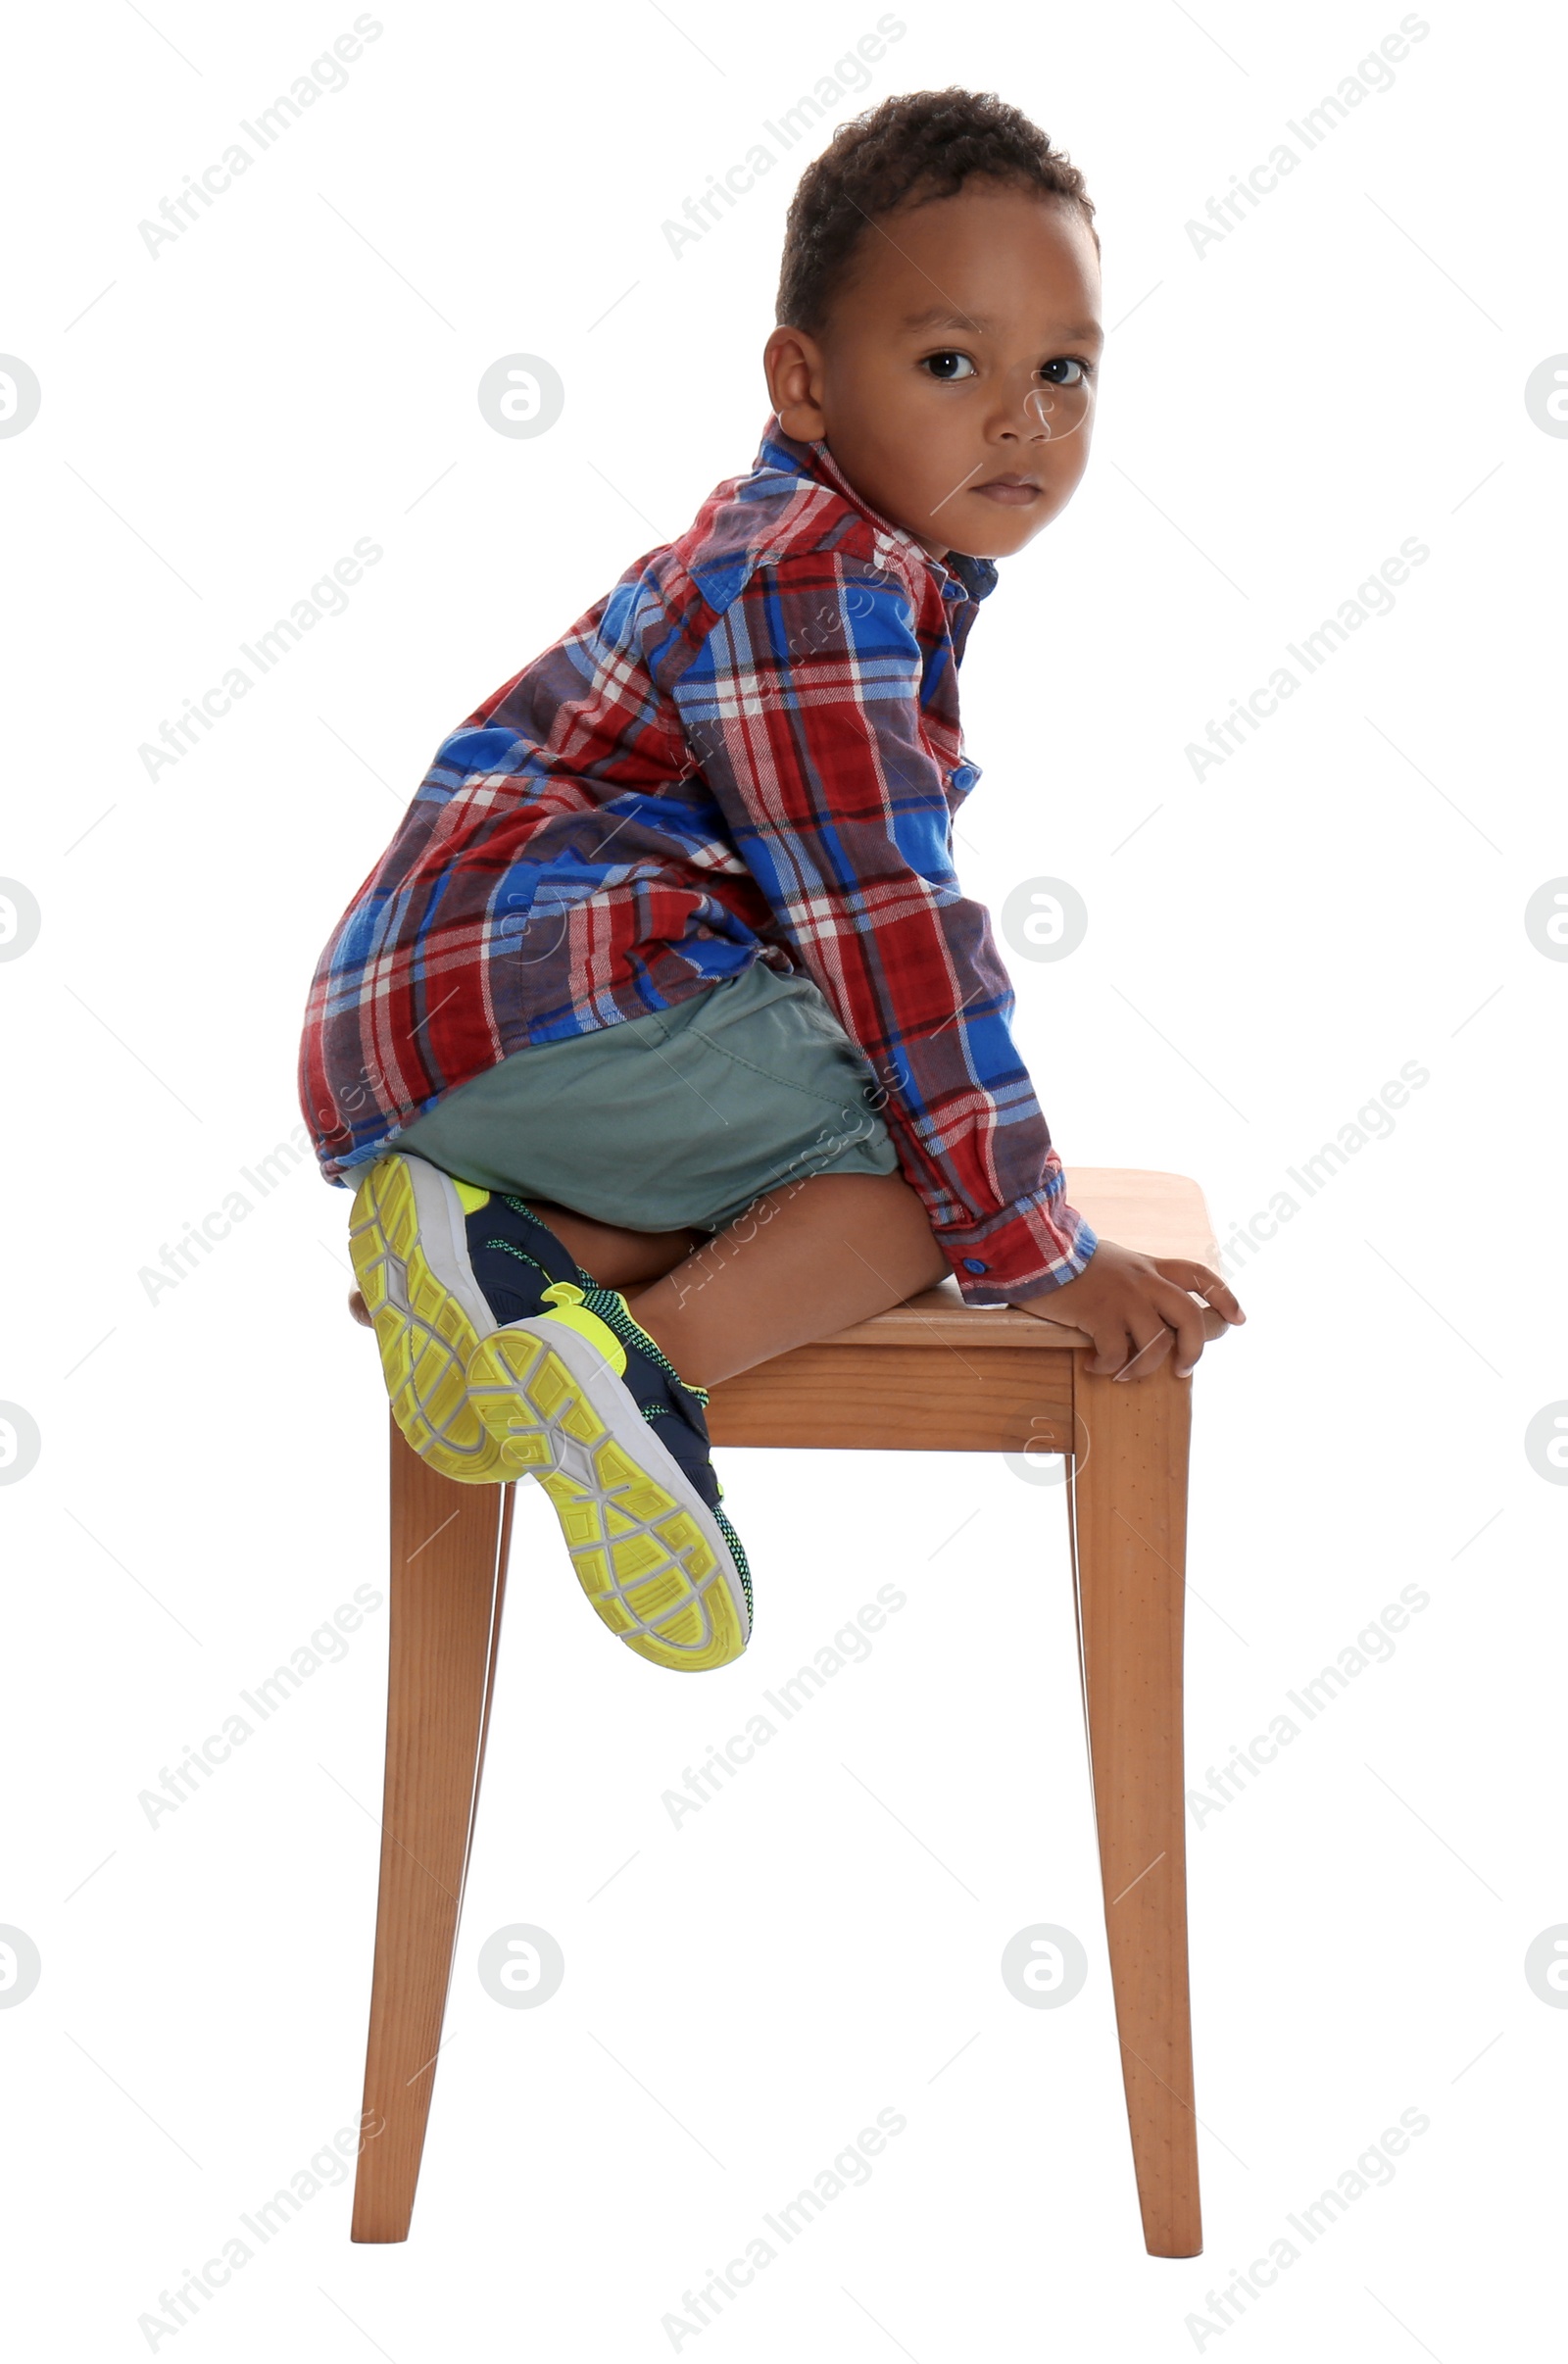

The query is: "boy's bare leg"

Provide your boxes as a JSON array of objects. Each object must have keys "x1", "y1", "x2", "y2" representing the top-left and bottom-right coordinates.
[
  {"x1": 620, "y1": 1170, "x2": 950, "y2": 1389},
  {"x1": 515, "y1": 1183, "x2": 1237, "y2": 1392},
  {"x1": 524, "y1": 1201, "x2": 706, "y2": 1291}
]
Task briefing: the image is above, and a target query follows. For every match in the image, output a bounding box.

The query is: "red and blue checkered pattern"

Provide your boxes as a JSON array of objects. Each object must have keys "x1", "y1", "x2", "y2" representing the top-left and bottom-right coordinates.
[{"x1": 297, "y1": 419, "x2": 1095, "y2": 1303}]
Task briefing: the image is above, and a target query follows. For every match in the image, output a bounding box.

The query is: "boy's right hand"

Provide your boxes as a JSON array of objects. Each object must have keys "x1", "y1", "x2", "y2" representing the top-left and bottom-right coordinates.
[{"x1": 1006, "y1": 1238, "x2": 1245, "y2": 1382}]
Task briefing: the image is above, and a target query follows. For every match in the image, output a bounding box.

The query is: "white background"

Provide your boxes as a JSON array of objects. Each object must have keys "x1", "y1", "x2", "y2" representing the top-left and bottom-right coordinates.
[{"x1": 3, "y1": 1, "x2": 1565, "y2": 2356}]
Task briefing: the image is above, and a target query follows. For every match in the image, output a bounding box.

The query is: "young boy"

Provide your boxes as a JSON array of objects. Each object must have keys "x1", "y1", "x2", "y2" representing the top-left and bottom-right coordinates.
[{"x1": 299, "y1": 88, "x2": 1244, "y2": 1679}]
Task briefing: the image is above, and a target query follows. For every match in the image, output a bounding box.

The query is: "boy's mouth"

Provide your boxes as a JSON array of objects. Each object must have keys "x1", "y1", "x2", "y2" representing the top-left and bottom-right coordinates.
[{"x1": 971, "y1": 472, "x2": 1042, "y2": 506}]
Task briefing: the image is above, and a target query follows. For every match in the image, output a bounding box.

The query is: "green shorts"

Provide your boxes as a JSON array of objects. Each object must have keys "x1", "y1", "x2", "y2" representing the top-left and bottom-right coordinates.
[{"x1": 394, "y1": 961, "x2": 901, "y2": 1235}]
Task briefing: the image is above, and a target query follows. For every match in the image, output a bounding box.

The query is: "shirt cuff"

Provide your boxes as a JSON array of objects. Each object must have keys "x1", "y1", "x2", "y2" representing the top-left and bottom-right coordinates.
[{"x1": 932, "y1": 1177, "x2": 1099, "y2": 1306}]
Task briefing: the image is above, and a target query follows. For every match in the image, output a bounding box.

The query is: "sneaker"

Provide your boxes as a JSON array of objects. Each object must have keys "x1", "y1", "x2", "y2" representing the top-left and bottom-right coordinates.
[
  {"x1": 466, "y1": 1282, "x2": 753, "y2": 1674},
  {"x1": 348, "y1": 1153, "x2": 592, "y2": 1486}
]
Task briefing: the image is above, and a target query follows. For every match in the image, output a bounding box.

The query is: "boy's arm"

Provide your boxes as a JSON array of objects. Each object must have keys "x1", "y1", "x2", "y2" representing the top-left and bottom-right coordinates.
[{"x1": 670, "y1": 556, "x2": 1096, "y2": 1305}]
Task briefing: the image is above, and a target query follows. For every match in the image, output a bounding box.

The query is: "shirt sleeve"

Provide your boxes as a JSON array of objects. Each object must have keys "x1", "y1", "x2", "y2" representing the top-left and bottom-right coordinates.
[{"x1": 667, "y1": 550, "x2": 1098, "y2": 1305}]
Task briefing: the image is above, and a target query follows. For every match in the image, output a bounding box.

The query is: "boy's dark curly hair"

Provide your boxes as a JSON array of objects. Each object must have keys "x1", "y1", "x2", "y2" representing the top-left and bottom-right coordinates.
[{"x1": 776, "y1": 88, "x2": 1097, "y2": 333}]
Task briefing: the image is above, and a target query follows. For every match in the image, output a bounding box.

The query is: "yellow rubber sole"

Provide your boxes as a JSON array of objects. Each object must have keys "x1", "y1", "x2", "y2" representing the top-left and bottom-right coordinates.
[
  {"x1": 467, "y1": 1325, "x2": 748, "y2": 1672},
  {"x1": 348, "y1": 1156, "x2": 511, "y2": 1485}
]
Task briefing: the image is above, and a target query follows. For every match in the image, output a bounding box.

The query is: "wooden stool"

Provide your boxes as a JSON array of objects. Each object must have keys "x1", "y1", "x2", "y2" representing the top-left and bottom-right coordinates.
[{"x1": 347, "y1": 1167, "x2": 1219, "y2": 2257}]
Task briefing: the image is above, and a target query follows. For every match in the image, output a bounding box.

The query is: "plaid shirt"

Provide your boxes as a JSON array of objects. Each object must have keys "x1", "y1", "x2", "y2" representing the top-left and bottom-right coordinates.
[{"x1": 298, "y1": 419, "x2": 1096, "y2": 1303}]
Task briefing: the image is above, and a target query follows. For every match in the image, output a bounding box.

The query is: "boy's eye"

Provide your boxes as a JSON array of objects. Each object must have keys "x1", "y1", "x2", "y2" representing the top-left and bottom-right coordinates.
[
  {"x1": 1041, "y1": 357, "x2": 1087, "y2": 386},
  {"x1": 920, "y1": 351, "x2": 976, "y2": 381}
]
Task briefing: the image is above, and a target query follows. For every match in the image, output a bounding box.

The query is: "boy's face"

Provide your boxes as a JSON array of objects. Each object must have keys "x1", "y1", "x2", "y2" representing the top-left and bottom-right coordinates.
[{"x1": 764, "y1": 181, "x2": 1102, "y2": 562}]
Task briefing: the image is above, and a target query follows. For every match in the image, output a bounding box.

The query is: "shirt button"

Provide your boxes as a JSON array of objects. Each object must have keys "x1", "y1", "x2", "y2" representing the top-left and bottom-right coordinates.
[{"x1": 961, "y1": 1257, "x2": 987, "y2": 1273}]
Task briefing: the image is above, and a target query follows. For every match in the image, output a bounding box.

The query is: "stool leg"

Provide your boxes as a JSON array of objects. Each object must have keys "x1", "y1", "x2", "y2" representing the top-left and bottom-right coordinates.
[
  {"x1": 351, "y1": 1412, "x2": 514, "y2": 2242},
  {"x1": 1066, "y1": 1361, "x2": 1201, "y2": 2258}
]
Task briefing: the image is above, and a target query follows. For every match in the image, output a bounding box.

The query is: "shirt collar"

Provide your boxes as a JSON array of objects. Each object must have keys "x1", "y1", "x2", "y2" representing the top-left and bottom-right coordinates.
[{"x1": 754, "y1": 415, "x2": 1000, "y2": 608}]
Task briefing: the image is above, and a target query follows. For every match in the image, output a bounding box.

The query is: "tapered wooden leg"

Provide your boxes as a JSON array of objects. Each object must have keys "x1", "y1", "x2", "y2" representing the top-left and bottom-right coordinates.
[
  {"x1": 351, "y1": 1414, "x2": 514, "y2": 2242},
  {"x1": 1066, "y1": 1362, "x2": 1201, "y2": 2258}
]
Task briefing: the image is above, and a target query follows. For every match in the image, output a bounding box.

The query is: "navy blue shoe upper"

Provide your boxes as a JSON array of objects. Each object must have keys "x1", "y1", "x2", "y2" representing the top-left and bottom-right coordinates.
[{"x1": 466, "y1": 1194, "x2": 593, "y2": 1326}]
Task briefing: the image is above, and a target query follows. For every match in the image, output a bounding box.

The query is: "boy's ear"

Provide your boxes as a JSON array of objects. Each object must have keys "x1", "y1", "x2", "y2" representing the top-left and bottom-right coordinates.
[{"x1": 763, "y1": 325, "x2": 827, "y2": 442}]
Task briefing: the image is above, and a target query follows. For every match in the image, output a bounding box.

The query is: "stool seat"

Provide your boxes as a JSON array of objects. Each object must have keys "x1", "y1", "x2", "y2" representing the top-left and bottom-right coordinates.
[{"x1": 346, "y1": 1165, "x2": 1219, "y2": 2259}]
